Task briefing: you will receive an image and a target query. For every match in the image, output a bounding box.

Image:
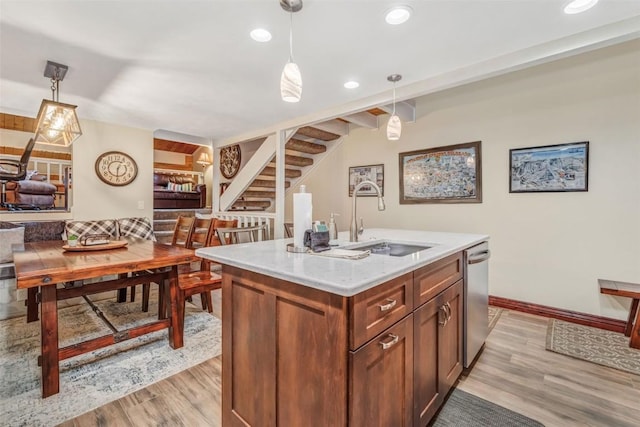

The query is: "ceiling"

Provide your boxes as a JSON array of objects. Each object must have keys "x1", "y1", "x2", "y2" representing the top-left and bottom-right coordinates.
[{"x1": 1, "y1": 1, "x2": 639, "y2": 146}]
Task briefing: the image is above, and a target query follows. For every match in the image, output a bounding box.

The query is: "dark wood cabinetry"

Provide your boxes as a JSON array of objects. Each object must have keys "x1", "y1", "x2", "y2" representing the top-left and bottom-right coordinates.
[
  {"x1": 414, "y1": 280, "x2": 463, "y2": 426},
  {"x1": 350, "y1": 315, "x2": 414, "y2": 427},
  {"x1": 221, "y1": 253, "x2": 465, "y2": 427}
]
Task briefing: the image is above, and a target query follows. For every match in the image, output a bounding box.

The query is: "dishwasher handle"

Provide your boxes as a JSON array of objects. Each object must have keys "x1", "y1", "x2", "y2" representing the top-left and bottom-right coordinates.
[{"x1": 467, "y1": 249, "x2": 490, "y2": 265}]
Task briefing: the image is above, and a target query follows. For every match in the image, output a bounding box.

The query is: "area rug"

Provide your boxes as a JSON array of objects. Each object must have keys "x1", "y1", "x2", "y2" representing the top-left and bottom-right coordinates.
[
  {"x1": 546, "y1": 319, "x2": 640, "y2": 376},
  {"x1": 432, "y1": 388, "x2": 545, "y2": 426},
  {"x1": 488, "y1": 306, "x2": 503, "y2": 332},
  {"x1": 0, "y1": 295, "x2": 222, "y2": 427}
]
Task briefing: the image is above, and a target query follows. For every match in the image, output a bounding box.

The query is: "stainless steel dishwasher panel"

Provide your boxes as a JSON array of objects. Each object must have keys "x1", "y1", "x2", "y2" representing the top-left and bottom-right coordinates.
[{"x1": 463, "y1": 241, "x2": 490, "y2": 368}]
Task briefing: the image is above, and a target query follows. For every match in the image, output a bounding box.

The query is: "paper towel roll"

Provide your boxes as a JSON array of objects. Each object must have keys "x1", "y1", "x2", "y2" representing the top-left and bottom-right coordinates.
[{"x1": 293, "y1": 186, "x2": 312, "y2": 249}]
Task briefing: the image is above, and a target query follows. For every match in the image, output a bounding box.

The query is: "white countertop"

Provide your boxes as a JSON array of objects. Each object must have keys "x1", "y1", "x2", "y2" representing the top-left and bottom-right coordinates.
[{"x1": 196, "y1": 228, "x2": 489, "y2": 297}]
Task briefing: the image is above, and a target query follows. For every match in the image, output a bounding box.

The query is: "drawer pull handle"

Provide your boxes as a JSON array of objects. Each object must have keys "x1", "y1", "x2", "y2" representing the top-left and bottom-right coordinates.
[
  {"x1": 379, "y1": 298, "x2": 397, "y2": 312},
  {"x1": 379, "y1": 333, "x2": 399, "y2": 350}
]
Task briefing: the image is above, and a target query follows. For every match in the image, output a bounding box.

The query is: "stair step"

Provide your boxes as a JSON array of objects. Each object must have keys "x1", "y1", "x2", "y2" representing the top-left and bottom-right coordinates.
[
  {"x1": 295, "y1": 126, "x2": 341, "y2": 141},
  {"x1": 285, "y1": 154, "x2": 313, "y2": 167},
  {"x1": 251, "y1": 179, "x2": 291, "y2": 189},
  {"x1": 154, "y1": 219, "x2": 177, "y2": 232},
  {"x1": 262, "y1": 166, "x2": 302, "y2": 179},
  {"x1": 153, "y1": 208, "x2": 211, "y2": 220},
  {"x1": 286, "y1": 138, "x2": 327, "y2": 155},
  {"x1": 232, "y1": 200, "x2": 271, "y2": 209},
  {"x1": 154, "y1": 230, "x2": 174, "y2": 245},
  {"x1": 242, "y1": 190, "x2": 275, "y2": 198}
]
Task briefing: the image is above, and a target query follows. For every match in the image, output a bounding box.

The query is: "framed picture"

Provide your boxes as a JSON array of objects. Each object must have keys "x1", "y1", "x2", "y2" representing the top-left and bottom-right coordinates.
[
  {"x1": 509, "y1": 141, "x2": 589, "y2": 193},
  {"x1": 399, "y1": 141, "x2": 482, "y2": 204},
  {"x1": 349, "y1": 164, "x2": 384, "y2": 197}
]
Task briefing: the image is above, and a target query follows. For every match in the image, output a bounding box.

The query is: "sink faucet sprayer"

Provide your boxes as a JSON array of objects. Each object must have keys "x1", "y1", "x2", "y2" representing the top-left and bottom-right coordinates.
[{"x1": 350, "y1": 180, "x2": 385, "y2": 242}]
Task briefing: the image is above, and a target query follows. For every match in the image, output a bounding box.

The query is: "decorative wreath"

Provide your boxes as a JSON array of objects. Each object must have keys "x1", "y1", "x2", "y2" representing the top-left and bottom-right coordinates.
[{"x1": 220, "y1": 144, "x2": 241, "y2": 179}]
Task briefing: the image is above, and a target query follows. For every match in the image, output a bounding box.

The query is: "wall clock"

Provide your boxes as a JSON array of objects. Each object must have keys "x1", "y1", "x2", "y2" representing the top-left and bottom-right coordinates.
[
  {"x1": 220, "y1": 144, "x2": 241, "y2": 179},
  {"x1": 95, "y1": 151, "x2": 138, "y2": 186}
]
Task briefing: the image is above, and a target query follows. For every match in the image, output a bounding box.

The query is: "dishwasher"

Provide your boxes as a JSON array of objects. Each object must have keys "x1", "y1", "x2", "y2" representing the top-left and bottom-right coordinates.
[{"x1": 463, "y1": 241, "x2": 491, "y2": 368}]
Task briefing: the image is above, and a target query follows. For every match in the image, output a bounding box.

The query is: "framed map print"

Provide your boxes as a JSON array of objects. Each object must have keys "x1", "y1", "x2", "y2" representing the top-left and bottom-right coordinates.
[
  {"x1": 509, "y1": 142, "x2": 589, "y2": 193},
  {"x1": 399, "y1": 141, "x2": 482, "y2": 204}
]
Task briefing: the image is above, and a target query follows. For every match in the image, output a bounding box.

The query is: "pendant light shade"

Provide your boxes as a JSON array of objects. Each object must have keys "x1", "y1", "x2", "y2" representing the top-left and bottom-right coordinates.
[
  {"x1": 280, "y1": 0, "x2": 302, "y2": 103},
  {"x1": 281, "y1": 61, "x2": 302, "y2": 102},
  {"x1": 386, "y1": 114, "x2": 402, "y2": 141},
  {"x1": 386, "y1": 74, "x2": 402, "y2": 141},
  {"x1": 34, "y1": 61, "x2": 82, "y2": 147},
  {"x1": 34, "y1": 99, "x2": 82, "y2": 147}
]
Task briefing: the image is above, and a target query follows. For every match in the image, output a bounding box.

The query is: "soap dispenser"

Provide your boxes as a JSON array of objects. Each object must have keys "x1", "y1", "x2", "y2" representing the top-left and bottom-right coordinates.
[{"x1": 328, "y1": 213, "x2": 339, "y2": 240}]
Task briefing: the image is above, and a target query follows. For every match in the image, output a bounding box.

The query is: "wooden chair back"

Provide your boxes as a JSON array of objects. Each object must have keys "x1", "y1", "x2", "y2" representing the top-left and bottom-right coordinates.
[
  {"x1": 284, "y1": 222, "x2": 294, "y2": 238},
  {"x1": 210, "y1": 218, "x2": 238, "y2": 246},
  {"x1": 171, "y1": 216, "x2": 195, "y2": 247},
  {"x1": 216, "y1": 224, "x2": 268, "y2": 246},
  {"x1": 188, "y1": 217, "x2": 214, "y2": 250}
]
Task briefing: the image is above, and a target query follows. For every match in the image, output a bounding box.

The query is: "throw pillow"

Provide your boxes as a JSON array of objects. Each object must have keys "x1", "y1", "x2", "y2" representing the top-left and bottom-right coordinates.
[
  {"x1": 65, "y1": 219, "x2": 118, "y2": 240},
  {"x1": 117, "y1": 217, "x2": 156, "y2": 241}
]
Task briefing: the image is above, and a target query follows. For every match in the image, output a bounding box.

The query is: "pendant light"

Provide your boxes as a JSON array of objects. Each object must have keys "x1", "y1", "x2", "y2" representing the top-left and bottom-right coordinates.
[
  {"x1": 386, "y1": 74, "x2": 402, "y2": 141},
  {"x1": 34, "y1": 60, "x2": 82, "y2": 147},
  {"x1": 280, "y1": 0, "x2": 303, "y2": 103}
]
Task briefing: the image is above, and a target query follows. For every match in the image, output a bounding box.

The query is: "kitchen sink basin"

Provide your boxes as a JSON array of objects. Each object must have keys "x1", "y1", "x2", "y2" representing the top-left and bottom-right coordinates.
[{"x1": 347, "y1": 241, "x2": 432, "y2": 257}]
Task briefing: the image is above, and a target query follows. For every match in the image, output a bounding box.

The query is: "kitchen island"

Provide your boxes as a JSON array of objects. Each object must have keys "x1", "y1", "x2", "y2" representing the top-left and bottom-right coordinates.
[{"x1": 197, "y1": 228, "x2": 488, "y2": 427}]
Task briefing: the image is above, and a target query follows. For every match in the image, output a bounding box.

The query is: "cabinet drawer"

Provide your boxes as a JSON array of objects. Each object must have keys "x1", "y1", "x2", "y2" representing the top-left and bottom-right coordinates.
[
  {"x1": 413, "y1": 252, "x2": 462, "y2": 307},
  {"x1": 350, "y1": 272, "x2": 413, "y2": 350}
]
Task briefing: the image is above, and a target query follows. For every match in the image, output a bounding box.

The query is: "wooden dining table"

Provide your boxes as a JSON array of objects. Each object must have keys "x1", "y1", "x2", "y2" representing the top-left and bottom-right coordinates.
[{"x1": 12, "y1": 238, "x2": 199, "y2": 398}]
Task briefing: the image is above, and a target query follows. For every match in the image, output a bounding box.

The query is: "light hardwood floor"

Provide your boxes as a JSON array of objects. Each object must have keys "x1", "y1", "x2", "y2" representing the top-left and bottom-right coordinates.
[{"x1": 59, "y1": 294, "x2": 640, "y2": 427}]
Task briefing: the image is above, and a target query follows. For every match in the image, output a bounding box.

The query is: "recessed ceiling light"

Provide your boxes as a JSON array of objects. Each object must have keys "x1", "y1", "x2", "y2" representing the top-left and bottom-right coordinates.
[
  {"x1": 250, "y1": 28, "x2": 272, "y2": 42},
  {"x1": 564, "y1": 0, "x2": 599, "y2": 14},
  {"x1": 385, "y1": 5, "x2": 412, "y2": 25},
  {"x1": 344, "y1": 81, "x2": 359, "y2": 89}
]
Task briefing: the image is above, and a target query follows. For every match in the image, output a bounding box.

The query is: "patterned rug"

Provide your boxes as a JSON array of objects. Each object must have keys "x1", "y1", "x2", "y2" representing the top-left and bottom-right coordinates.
[
  {"x1": 433, "y1": 388, "x2": 544, "y2": 426},
  {"x1": 546, "y1": 319, "x2": 640, "y2": 376},
  {"x1": 488, "y1": 305, "x2": 503, "y2": 332},
  {"x1": 0, "y1": 294, "x2": 222, "y2": 427}
]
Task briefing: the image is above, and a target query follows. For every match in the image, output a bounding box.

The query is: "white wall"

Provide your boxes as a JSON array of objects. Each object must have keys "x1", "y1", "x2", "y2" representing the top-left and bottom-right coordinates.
[
  {"x1": 72, "y1": 119, "x2": 153, "y2": 220},
  {"x1": 289, "y1": 40, "x2": 640, "y2": 320},
  {"x1": 1, "y1": 118, "x2": 154, "y2": 222}
]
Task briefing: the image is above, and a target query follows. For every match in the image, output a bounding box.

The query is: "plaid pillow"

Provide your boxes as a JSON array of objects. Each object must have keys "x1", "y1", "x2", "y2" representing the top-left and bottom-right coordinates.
[
  {"x1": 117, "y1": 217, "x2": 156, "y2": 241},
  {"x1": 65, "y1": 219, "x2": 118, "y2": 240}
]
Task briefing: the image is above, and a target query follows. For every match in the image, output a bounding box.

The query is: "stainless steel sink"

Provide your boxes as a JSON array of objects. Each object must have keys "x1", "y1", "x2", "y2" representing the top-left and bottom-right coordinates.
[{"x1": 347, "y1": 241, "x2": 432, "y2": 257}]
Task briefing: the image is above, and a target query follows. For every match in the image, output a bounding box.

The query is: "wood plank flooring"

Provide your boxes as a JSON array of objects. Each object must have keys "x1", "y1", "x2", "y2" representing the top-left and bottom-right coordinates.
[{"x1": 58, "y1": 298, "x2": 640, "y2": 427}]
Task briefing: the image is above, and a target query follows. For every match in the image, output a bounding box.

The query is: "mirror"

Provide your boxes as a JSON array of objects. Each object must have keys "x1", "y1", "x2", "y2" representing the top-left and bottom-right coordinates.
[{"x1": 1, "y1": 113, "x2": 72, "y2": 212}]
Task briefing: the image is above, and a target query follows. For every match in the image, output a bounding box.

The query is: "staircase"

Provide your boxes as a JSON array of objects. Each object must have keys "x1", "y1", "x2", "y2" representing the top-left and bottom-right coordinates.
[
  {"x1": 153, "y1": 208, "x2": 212, "y2": 244},
  {"x1": 226, "y1": 127, "x2": 342, "y2": 212}
]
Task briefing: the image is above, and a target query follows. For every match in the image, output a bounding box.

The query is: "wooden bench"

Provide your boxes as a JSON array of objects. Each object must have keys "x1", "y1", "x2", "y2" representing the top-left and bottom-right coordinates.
[{"x1": 599, "y1": 278, "x2": 640, "y2": 349}]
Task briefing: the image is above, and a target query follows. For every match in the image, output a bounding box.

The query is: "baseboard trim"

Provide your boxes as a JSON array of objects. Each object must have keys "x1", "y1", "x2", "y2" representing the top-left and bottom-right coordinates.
[{"x1": 489, "y1": 296, "x2": 627, "y2": 333}]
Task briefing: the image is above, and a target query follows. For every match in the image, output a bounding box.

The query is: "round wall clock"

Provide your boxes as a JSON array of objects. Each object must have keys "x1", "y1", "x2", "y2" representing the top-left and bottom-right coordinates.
[
  {"x1": 220, "y1": 144, "x2": 241, "y2": 179},
  {"x1": 95, "y1": 151, "x2": 138, "y2": 186}
]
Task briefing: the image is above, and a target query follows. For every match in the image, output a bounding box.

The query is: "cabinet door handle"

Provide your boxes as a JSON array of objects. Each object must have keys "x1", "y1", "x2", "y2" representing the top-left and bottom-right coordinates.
[
  {"x1": 445, "y1": 302, "x2": 452, "y2": 322},
  {"x1": 379, "y1": 333, "x2": 399, "y2": 350},
  {"x1": 438, "y1": 306, "x2": 447, "y2": 326},
  {"x1": 378, "y1": 298, "x2": 397, "y2": 312}
]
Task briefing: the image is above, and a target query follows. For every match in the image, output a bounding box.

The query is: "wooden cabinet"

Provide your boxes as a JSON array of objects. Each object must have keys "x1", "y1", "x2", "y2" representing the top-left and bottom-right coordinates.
[
  {"x1": 221, "y1": 253, "x2": 465, "y2": 427},
  {"x1": 413, "y1": 280, "x2": 463, "y2": 426},
  {"x1": 350, "y1": 315, "x2": 413, "y2": 427},
  {"x1": 222, "y1": 266, "x2": 348, "y2": 427}
]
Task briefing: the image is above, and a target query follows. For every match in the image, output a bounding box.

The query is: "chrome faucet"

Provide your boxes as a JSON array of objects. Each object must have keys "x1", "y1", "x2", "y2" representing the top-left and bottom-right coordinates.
[{"x1": 350, "y1": 180, "x2": 385, "y2": 242}]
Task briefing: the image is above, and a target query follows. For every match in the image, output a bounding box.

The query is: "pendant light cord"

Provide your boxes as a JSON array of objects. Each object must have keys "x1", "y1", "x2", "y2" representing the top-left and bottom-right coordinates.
[
  {"x1": 392, "y1": 83, "x2": 397, "y2": 115},
  {"x1": 289, "y1": 10, "x2": 294, "y2": 62}
]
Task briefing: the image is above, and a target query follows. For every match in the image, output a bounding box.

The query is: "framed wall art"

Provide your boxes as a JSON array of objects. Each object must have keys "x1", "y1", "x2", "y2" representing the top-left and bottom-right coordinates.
[
  {"x1": 509, "y1": 141, "x2": 589, "y2": 193},
  {"x1": 349, "y1": 164, "x2": 384, "y2": 197},
  {"x1": 399, "y1": 141, "x2": 482, "y2": 204}
]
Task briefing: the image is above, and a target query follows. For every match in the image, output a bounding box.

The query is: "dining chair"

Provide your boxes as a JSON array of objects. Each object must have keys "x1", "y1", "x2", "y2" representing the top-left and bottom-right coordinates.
[
  {"x1": 284, "y1": 222, "x2": 294, "y2": 238},
  {"x1": 216, "y1": 223, "x2": 268, "y2": 245},
  {"x1": 183, "y1": 216, "x2": 216, "y2": 312},
  {"x1": 141, "y1": 215, "x2": 195, "y2": 312}
]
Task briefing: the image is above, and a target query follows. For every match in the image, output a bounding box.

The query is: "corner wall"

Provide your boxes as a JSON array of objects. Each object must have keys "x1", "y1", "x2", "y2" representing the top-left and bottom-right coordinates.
[{"x1": 289, "y1": 40, "x2": 640, "y2": 320}]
